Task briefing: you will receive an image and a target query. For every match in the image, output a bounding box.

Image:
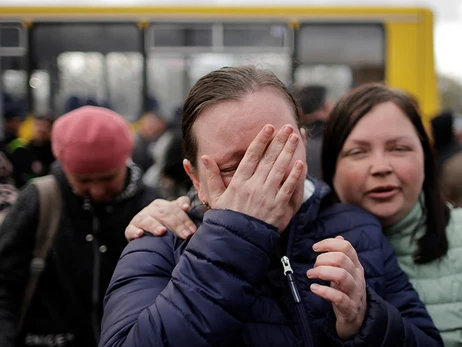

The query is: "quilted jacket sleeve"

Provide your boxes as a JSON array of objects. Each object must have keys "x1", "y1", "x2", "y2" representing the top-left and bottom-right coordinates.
[
  {"x1": 99, "y1": 209, "x2": 280, "y2": 347},
  {"x1": 325, "y1": 235, "x2": 443, "y2": 347}
]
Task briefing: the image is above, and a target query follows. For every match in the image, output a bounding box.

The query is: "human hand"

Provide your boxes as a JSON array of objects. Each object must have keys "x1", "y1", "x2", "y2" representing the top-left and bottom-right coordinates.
[
  {"x1": 125, "y1": 196, "x2": 197, "y2": 241},
  {"x1": 307, "y1": 236, "x2": 367, "y2": 340},
  {"x1": 200, "y1": 124, "x2": 305, "y2": 231}
]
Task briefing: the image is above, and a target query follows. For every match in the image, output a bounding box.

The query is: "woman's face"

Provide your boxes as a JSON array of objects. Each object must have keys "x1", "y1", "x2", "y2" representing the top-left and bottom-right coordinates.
[
  {"x1": 333, "y1": 101, "x2": 425, "y2": 227},
  {"x1": 188, "y1": 87, "x2": 307, "y2": 226}
]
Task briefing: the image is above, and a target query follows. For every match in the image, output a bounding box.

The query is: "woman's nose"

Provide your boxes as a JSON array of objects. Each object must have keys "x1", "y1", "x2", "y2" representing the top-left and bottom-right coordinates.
[{"x1": 370, "y1": 153, "x2": 393, "y2": 176}]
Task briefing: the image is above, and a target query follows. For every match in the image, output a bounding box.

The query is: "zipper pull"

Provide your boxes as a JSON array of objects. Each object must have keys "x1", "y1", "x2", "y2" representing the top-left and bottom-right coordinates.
[{"x1": 281, "y1": 256, "x2": 301, "y2": 303}]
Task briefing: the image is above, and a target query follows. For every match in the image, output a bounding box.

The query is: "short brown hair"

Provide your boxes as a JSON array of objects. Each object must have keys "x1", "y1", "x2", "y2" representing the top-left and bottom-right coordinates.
[{"x1": 182, "y1": 65, "x2": 302, "y2": 168}]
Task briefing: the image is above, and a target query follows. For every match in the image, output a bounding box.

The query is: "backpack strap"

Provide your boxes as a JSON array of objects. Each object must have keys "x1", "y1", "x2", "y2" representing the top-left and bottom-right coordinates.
[{"x1": 18, "y1": 175, "x2": 62, "y2": 330}]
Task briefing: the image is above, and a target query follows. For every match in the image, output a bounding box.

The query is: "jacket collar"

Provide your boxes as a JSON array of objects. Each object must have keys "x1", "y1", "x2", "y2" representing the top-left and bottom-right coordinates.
[{"x1": 51, "y1": 160, "x2": 144, "y2": 208}]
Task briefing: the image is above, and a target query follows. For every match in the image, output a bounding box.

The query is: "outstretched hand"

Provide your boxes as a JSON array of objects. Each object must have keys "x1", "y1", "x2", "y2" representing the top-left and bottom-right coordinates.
[{"x1": 307, "y1": 236, "x2": 367, "y2": 340}]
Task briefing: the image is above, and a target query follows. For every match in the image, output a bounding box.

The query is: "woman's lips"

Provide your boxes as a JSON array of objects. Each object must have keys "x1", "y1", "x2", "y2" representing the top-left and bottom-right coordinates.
[{"x1": 367, "y1": 187, "x2": 399, "y2": 199}]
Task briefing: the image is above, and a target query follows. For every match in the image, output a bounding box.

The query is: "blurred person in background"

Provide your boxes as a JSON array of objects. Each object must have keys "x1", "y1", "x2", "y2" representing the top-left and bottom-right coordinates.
[
  {"x1": 132, "y1": 102, "x2": 167, "y2": 174},
  {"x1": 143, "y1": 106, "x2": 191, "y2": 200},
  {"x1": 294, "y1": 85, "x2": 333, "y2": 179},
  {"x1": 440, "y1": 152, "x2": 462, "y2": 207},
  {"x1": 453, "y1": 114, "x2": 462, "y2": 146},
  {"x1": 431, "y1": 111, "x2": 462, "y2": 170},
  {"x1": 10, "y1": 115, "x2": 55, "y2": 188},
  {"x1": 2, "y1": 93, "x2": 25, "y2": 148},
  {"x1": 0, "y1": 106, "x2": 159, "y2": 347},
  {"x1": 0, "y1": 150, "x2": 18, "y2": 225}
]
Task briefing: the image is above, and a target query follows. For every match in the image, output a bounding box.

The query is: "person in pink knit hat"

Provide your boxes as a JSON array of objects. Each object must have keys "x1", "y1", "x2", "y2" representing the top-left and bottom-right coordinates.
[
  {"x1": 0, "y1": 106, "x2": 159, "y2": 347},
  {"x1": 52, "y1": 106, "x2": 135, "y2": 203}
]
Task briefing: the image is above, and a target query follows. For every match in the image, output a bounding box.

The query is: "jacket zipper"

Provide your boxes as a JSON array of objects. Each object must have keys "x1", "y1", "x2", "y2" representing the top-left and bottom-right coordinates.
[{"x1": 281, "y1": 256, "x2": 314, "y2": 346}]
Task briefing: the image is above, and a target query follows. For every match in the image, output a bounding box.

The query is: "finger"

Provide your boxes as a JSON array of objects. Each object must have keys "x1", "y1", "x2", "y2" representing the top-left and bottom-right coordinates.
[
  {"x1": 310, "y1": 283, "x2": 351, "y2": 308},
  {"x1": 254, "y1": 124, "x2": 294, "y2": 180},
  {"x1": 313, "y1": 238, "x2": 361, "y2": 267},
  {"x1": 307, "y1": 266, "x2": 356, "y2": 294},
  {"x1": 133, "y1": 206, "x2": 194, "y2": 239},
  {"x1": 264, "y1": 131, "x2": 300, "y2": 187},
  {"x1": 313, "y1": 252, "x2": 356, "y2": 272},
  {"x1": 201, "y1": 155, "x2": 226, "y2": 207},
  {"x1": 233, "y1": 125, "x2": 275, "y2": 180},
  {"x1": 125, "y1": 225, "x2": 145, "y2": 242},
  {"x1": 131, "y1": 213, "x2": 168, "y2": 235},
  {"x1": 275, "y1": 160, "x2": 305, "y2": 204},
  {"x1": 175, "y1": 196, "x2": 191, "y2": 211}
]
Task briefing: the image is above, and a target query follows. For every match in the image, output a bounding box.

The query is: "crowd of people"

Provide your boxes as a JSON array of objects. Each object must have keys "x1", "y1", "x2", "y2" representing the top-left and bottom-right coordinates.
[{"x1": 0, "y1": 65, "x2": 461, "y2": 347}]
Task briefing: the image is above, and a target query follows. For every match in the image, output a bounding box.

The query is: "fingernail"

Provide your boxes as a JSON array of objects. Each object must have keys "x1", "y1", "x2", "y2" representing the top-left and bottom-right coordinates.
[
  {"x1": 182, "y1": 203, "x2": 190, "y2": 209},
  {"x1": 306, "y1": 269, "x2": 314, "y2": 278},
  {"x1": 189, "y1": 225, "x2": 197, "y2": 233},
  {"x1": 155, "y1": 226, "x2": 166, "y2": 234},
  {"x1": 283, "y1": 125, "x2": 293, "y2": 134},
  {"x1": 181, "y1": 229, "x2": 191, "y2": 237},
  {"x1": 311, "y1": 283, "x2": 320, "y2": 291},
  {"x1": 295, "y1": 161, "x2": 304, "y2": 170},
  {"x1": 289, "y1": 134, "x2": 299, "y2": 144},
  {"x1": 201, "y1": 156, "x2": 209, "y2": 166},
  {"x1": 264, "y1": 125, "x2": 274, "y2": 135},
  {"x1": 137, "y1": 230, "x2": 144, "y2": 237},
  {"x1": 312, "y1": 243, "x2": 319, "y2": 251}
]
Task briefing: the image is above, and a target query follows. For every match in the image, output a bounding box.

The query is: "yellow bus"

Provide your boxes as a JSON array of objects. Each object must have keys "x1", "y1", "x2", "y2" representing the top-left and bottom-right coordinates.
[{"x1": 0, "y1": 6, "x2": 438, "y2": 133}]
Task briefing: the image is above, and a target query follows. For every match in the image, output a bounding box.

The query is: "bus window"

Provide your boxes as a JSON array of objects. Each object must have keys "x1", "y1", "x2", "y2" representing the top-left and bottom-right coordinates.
[
  {"x1": 57, "y1": 52, "x2": 106, "y2": 114},
  {"x1": 294, "y1": 65, "x2": 353, "y2": 102},
  {"x1": 0, "y1": 23, "x2": 28, "y2": 123},
  {"x1": 147, "y1": 52, "x2": 291, "y2": 120},
  {"x1": 295, "y1": 24, "x2": 385, "y2": 91},
  {"x1": 146, "y1": 22, "x2": 292, "y2": 119},
  {"x1": 150, "y1": 23, "x2": 213, "y2": 48},
  {"x1": 29, "y1": 70, "x2": 50, "y2": 116},
  {"x1": 30, "y1": 23, "x2": 142, "y2": 120},
  {"x1": 107, "y1": 52, "x2": 143, "y2": 123},
  {"x1": 222, "y1": 23, "x2": 289, "y2": 50}
]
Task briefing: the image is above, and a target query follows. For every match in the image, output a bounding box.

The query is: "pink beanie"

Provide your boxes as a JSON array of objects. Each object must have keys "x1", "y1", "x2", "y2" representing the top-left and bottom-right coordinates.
[{"x1": 52, "y1": 106, "x2": 134, "y2": 174}]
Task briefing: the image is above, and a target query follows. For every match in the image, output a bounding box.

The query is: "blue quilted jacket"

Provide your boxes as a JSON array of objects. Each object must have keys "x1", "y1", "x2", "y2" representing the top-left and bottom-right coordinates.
[{"x1": 100, "y1": 179, "x2": 442, "y2": 346}]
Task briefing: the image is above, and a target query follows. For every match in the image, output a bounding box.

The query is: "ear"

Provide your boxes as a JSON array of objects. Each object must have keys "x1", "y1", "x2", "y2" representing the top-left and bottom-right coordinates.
[{"x1": 183, "y1": 159, "x2": 205, "y2": 202}]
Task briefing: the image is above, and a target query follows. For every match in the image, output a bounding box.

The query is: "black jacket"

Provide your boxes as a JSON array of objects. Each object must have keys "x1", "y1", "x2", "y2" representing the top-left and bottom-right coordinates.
[{"x1": 0, "y1": 162, "x2": 158, "y2": 347}]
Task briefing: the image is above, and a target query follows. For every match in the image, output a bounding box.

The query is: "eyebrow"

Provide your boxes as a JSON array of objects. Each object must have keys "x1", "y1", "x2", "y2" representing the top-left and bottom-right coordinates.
[{"x1": 347, "y1": 136, "x2": 413, "y2": 145}]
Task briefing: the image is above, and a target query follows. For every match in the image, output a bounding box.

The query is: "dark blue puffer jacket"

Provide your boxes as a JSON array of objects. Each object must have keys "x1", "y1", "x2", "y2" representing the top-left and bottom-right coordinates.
[{"x1": 100, "y1": 179, "x2": 443, "y2": 346}]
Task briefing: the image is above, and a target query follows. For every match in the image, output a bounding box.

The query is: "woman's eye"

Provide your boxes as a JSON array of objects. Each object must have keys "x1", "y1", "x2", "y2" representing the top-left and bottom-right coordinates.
[
  {"x1": 347, "y1": 149, "x2": 365, "y2": 156},
  {"x1": 392, "y1": 146, "x2": 409, "y2": 152}
]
